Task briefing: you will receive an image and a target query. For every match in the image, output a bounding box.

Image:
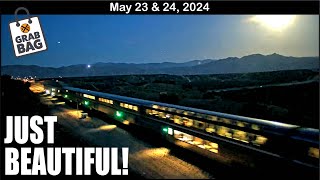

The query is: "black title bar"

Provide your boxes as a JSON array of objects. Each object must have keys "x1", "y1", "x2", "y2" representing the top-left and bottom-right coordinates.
[{"x1": 0, "y1": 1, "x2": 318, "y2": 14}]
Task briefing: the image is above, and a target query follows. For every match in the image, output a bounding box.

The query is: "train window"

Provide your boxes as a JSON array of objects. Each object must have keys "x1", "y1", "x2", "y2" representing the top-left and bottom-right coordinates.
[
  {"x1": 183, "y1": 111, "x2": 189, "y2": 116},
  {"x1": 168, "y1": 108, "x2": 175, "y2": 112},
  {"x1": 205, "y1": 124, "x2": 215, "y2": 133},
  {"x1": 191, "y1": 137, "x2": 203, "y2": 146},
  {"x1": 146, "y1": 109, "x2": 151, "y2": 115},
  {"x1": 152, "y1": 105, "x2": 159, "y2": 109},
  {"x1": 173, "y1": 130, "x2": 219, "y2": 154},
  {"x1": 174, "y1": 130, "x2": 193, "y2": 142},
  {"x1": 236, "y1": 121, "x2": 245, "y2": 127},
  {"x1": 195, "y1": 113, "x2": 204, "y2": 119},
  {"x1": 251, "y1": 124, "x2": 260, "y2": 131},
  {"x1": 233, "y1": 130, "x2": 249, "y2": 143},
  {"x1": 217, "y1": 126, "x2": 232, "y2": 138},
  {"x1": 207, "y1": 116, "x2": 218, "y2": 121},
  {"x1": 120, "y1": 103, "x2": 138, "y2": 112},
  {"x1": 159, "y1": 112, "x2": 166, "y2": 119},
  {"x1": 308, "y1": 147, "x2": 319, "y2": 159},
  {"x1": 83, "y1": 94, "x2": 95, "y2": 100},
  {"x1": 219, "y1": 118, "x2": 231, "y2": 124},
  {"x1": 252, "y1": 135, "x2": 267, "y2": 146},
  {"x1": 174, "y1": 115, "x2": 183, "y2": 125},
  {"x1": 160, "y1": 107, "x2": 168, "y2": 111},
  {"x1": 99, "y1": 98, "x2": 114, "y2": 105},
  {"x1": 151, "y1": 110, "x2": 157, "y2": 115},
  {"x1": 176, "y1": 109, "x2": 183, "y2": 114},
  {"x1": 182, "y1": 117, "x2": 193, "y2": 127},
  {"x1": 205, "y1": 141, "x2": 219, "y2": 153},
  {"x1": 193, "y1": 120, "x2": 205, "y2": 130}
]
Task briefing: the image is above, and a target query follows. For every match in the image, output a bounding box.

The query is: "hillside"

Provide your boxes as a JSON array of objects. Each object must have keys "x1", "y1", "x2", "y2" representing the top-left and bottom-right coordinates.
[{"x1": 2, "y1": 53, "x2": 318, "y2": 78}]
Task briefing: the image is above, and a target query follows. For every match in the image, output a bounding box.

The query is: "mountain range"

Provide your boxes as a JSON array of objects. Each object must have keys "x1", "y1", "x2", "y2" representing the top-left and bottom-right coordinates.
[{"x1": 1, "y1": 53, "x2": 319, "y2": 78}]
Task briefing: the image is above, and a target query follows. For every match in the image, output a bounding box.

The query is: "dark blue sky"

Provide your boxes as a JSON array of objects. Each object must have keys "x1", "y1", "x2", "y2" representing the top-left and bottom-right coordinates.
[{"x1": 2, "y1": 15, "x2": 319, "y2": 67}]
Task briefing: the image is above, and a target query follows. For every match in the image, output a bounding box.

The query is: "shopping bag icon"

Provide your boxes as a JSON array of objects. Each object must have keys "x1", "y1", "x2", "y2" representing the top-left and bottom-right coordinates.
[{"x1": 9, "y1": 7, "x2": 47, "y2": 57}]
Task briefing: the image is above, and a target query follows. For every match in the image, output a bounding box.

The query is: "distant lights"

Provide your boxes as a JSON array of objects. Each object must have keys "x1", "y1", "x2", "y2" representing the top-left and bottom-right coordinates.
[
  {"x1": 84, "y1": 101, "x2": 89, "y2": 106},
  {"x1": 64, "y1": 94, "x2": 68, "y2": 98},
  {"x1": 87, "y1": 65, "x2": 91, "y2": 68}
]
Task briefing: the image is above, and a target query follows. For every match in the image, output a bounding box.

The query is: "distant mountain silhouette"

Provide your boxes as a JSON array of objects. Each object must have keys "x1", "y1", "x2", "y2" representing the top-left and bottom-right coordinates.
[{"x1": 2, "y1": 53, "x2": 318, "y2": 78}]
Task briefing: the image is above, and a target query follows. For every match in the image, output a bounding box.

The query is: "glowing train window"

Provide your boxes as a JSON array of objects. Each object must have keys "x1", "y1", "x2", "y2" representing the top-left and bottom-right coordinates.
[
  {"x1": 237, "y1": 121, "x2": 245, "y2": 127},
  {"x1": 98, "y1": 97, "x2": 113, "y2": 104},
  {"x1": 168, "y1": 108, "x2": 175, "y2": 112},
  {"x1": 159, "y1": 112, "x2": 166, "y2": 119},
  {"x1": 308, "y1": 147, "x2": 319, "y2": 159},
  {"x1": 233, "y1": 130, "x2": 249, "y2": 143},
  {"x1": 160, "y1": 106, "x2": 167, "y2": 111},
  {"x1": 152, "y1": 105, "x2": 159, "y2": 109},
  {"x1": 182, "y1": 117, "x2": 193, "y2": 127},
  {"x1": 83, "y1": 94, "x2": 95, "y2": 100},
  {"x1": 145, "y1": 107, "x2": 269, "y2": 146},
  {"x1": 253, "y1": 135, "x2": 268, "y2": 146},
  {"x1": 194, "y1": 121, "x2": 205, "y2": 130},
  {"x1": 174, "y1": 115, "x2": 182, "y2": 125},
  {"x1": 173, "y1": 130, "x2": 219, "y2": 154},
  {"x1": 208, "y1": 116, "x2": 218, "y2": 121},
  {"x1": 121, "y1": 102, "x2": 139, "y2": 111},
  {"x1": 217, "y1": 126, "x2": 232, "y2": 138},
  {"x1": 206, "y1": 124, "x2": 215, "y2": 133},
  {"x1": 251, "y1": 124, "x2": 260, "y2": 131},
  {"x1": 176, "y1": 109, "x2": 183, "y2": 114}
]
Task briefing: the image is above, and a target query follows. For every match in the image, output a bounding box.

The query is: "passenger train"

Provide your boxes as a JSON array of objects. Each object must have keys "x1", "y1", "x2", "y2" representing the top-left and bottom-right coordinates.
[{"x1": 45, "y1": 84, "x2": 319, "y2": 175}]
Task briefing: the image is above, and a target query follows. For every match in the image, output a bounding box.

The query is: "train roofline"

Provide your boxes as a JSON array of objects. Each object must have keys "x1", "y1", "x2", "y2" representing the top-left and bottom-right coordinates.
[{"x1": 61, "y1": 86, "x2": 315, "y2": 131}]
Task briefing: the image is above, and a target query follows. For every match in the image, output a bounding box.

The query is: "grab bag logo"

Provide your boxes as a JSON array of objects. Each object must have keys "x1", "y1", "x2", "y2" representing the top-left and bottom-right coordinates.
[{"x1": 9, "y1": 7, "x2": 47, "y2": 57}]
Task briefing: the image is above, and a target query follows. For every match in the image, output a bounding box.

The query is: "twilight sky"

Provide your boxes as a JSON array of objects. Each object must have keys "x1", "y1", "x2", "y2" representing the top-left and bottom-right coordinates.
[{"x1": 1, "y1": 15, "x2": 319, "y2": 67}]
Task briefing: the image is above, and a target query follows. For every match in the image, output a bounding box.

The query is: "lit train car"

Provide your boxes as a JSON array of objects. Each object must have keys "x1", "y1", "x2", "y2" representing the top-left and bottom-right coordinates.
[
  {"x1": 43, "y1": 80, "x2": 63, "y2": 97},
  {"x1": 60, "y1": 86, "x2": 319, "y2": 173}
]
